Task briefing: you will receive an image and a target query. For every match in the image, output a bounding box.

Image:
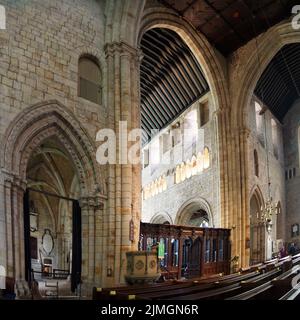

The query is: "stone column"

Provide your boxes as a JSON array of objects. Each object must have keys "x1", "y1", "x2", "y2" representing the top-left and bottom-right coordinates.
[
  {"x1": 218, "y1": 104, "x2": 252, "y2": 268},
  {"x1": 3, "y1": 178, "x2": 14, "y2": 278},
  {"x1": 94, "y1": 198, "x2": 104, "y2": 285},
  {"x1": 80, "y1": 195, "x2": 105, "y2": 294},
  {"x1": 104, "y1": 42, "x2": 142, "y2": 285},
  {"x1": 0, "y1": 172, "x2": 7, "y2": 276},
  {"x1": 0, "y1": 171, "x2": 29, "y2": 296},
  {"x1": 80, "y1": 200, "x2": 89, "y2": 282}
]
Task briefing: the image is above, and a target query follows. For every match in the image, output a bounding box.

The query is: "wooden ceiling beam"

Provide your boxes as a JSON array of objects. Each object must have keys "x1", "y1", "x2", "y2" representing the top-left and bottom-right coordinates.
[{"x1": 202, "y1": 0, "x2": 245, "y2": 42}]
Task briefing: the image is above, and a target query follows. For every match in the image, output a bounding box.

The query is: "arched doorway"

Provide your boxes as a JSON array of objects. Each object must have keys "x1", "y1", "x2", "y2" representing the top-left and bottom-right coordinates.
[
  {"x1": 23, "y1": 137, "x2": 82, "y2": 293},
  {"x1": 250, "y1": 190, "x2": 265, "y2": 264},
  {"x1": 1, "y1": 101, "x2": 105, "y2": 296}
]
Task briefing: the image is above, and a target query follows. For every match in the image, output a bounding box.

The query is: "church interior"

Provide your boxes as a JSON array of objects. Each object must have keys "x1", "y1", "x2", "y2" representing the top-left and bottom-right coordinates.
[{"x1": 0, "y1": 0, "x2": 300, "y2": 301}]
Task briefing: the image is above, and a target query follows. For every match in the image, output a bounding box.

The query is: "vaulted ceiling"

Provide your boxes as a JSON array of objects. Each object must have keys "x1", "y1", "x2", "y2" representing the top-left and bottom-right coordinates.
[
  {"x1": 254, "y1": 43, "x2": 300, "y2": 122},
  {"x1": 140, "y1": 28, "x2": 209, "y2": 143},
  {"x1": 158, "y1": 0, "x2": 298, "y2": 56}
]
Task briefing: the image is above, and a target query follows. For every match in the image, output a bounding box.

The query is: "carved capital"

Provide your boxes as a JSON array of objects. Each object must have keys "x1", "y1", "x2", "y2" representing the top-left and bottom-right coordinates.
[
  {"x1": 104, "y1": 41, "x2": 142, "y2": 61},
  {"x1": 79, "y1": 195, "x2": 105, "y2": 210},
  {"x1": 1, "y1": 169, "x2": 27, "y2": 190}
]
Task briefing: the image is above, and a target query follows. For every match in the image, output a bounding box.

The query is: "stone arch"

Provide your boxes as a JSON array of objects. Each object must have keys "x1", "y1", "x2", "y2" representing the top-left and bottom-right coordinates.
[
  {"x1": 276, "y1": 201, "x2": 283, "y2": 240},
  {"x1": 175, "y1": 197, "x2": 213, "y2": 227},
  {"x1": 104, "y1": 0, "x2": 145, "y2": 46},
  {"x1": 138, "y1": 6, "x2": 229, "y2": 114},
  {"x1": 232, "y1": 21, "x2": 300, "y2": 129},
  {"x1": 227, "y1": 21, "x2": 300, "y2": 266},
  {"x1": 249, "y1": 186, "x2": 265, "y2": 212},
  {"x1": 249, "y1": 186, "x2": 266, "y2": 264},
  {"x1": 1, "y1": 100, "x2": 106, "y2": 198},
  {"x1": 0, "y1": 100, "x2": 106, "y2": 288},
  {"x1": 150, "y1": 211, "x2": 173, "y2": 225},
  {"x1": 138, "y1": 6, "x2": 231, "y2": 237}
]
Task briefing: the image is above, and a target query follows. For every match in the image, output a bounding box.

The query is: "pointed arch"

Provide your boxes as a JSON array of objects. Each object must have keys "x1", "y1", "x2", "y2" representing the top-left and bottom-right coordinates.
[
  {"x1": 150, "y1": 211, "x2": 173, "y2": 225},
  {"x1": 1, "y1": 100, "x2": 106, "y2": 198},
  {"x1": 232, "y1": 21, "x2": 300, "y2": 129},
  {"x1": 254, "y1": 149, "x2": 259, "y2": 177},
  {"x1": 175, "y1": 197, "x2": 213, "y2": 227}
]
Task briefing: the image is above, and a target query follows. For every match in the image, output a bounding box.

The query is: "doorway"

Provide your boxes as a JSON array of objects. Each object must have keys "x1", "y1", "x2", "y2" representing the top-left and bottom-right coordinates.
[
  {"x1": 24, "y1": 137, "x2": 82, "y2": 293},
  {"x1": 250, "y1": 192, "x2": 266, "y2": 264}
]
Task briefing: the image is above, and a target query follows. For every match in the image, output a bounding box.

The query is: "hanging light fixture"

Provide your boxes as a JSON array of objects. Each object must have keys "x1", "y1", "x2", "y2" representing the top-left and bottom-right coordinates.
[{"x1": 251, "y1": 6, "x2": 278, "y2": 232}]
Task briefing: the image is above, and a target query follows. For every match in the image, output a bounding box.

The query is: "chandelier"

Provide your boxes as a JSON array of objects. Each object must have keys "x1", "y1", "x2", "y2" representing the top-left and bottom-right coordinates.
[
  {"x1": 252, "y1": 17, "x2": 278, "y2": 232},
  {"x1": 259, "y1": 193, "x2": 278, "y2": 233},
  {"x1": 257, "y1": 112, "x2": 278, "y2": 232}
]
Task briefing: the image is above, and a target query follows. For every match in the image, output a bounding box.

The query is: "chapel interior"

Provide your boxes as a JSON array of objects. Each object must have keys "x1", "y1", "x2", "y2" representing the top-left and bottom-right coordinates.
[{"x1": 0, "y1": 0, "x2": 300, "y2": 300}]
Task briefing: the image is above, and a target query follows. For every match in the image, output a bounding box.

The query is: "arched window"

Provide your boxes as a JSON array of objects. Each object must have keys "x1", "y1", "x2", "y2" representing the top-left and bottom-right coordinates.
[
  {"x1": 255, "y1": 101, "x2": 265, "y2": 145},
  {"x1": 196, "y1": 152, "x2": 204, "y2": 173},
  {"x1": 271, "y1": 119, "x2": 278, "y2": 159},
  {"x1": 0, "y1": 5, "x2": 6, "y2": 30},
  {"x1": 162, "y1": 175, "x2": 167, "y2": 191},
  {"x1": 186, "y1": 159, "x2": 192, "y2": 179},
  {"x1": 191, "y1": 155, "x2": 197, "y2": 176},
  {"x1": 180, "y1": 163, "x2": 186, "y2": 182},
  {"x1": 0, "y1": 265, "x2": 6, "y2": 290},
  {"x1": 78, "y1": 56, "x2": 102, "y2": 104},
  {"x1": 203, "y1": 147, "x2": 210, "y2": 169},
  {"x1": 254, "y1": 149, "x2": 259, "y2": 177},
  {"x1": 157, "y1": 177, "x2": 162, "y2": 193},
  {"x1": 175, "y1": 165, "x2": 181, "y2": 184}
]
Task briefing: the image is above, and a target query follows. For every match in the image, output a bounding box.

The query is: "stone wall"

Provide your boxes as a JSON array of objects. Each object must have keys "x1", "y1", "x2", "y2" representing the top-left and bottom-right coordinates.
[
  {"x1": 246, "y1": 96, "x2": 286, "y2": 258},
  {"x1": 0, "y1": 0, "x2": 108, "y2": 292},
  {"x1": 142, "y1": 93, "x2": 221, "y2": 227},
  {"x1": 0, "y1": 0, "x2": 107, "y2": 139},
  {"x1": 283, "y1": 99, "x2": 300, "y2": 245}
]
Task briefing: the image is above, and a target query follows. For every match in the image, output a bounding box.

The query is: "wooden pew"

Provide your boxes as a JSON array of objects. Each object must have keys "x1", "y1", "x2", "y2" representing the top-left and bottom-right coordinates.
[
  {"x1": 227, "y1": 265, "x2": 300, "y2": 300},
  {"x1": 93, "y1": 269, "x2": 258, "y2": 301},
  {"x1": 93, "y1": 280, "x2": 195, "y2": 300},
  {"x1": 148, "y1": 271, "x2": 260, "y2": 300},
  {"x1": 144, "y1": 271, "x2": 260, "y2": 300},
  {"x1": 279, "y1": 275, "x2": 300, "y2": 300},
  {"x1": 93, "y1": 256, "x2": 299, "y2": 301},
  {"x1": 169, "y1": 268, "x2": 282, "y2": 300},
  {"x1": 93, "y1": 269, "x2": 257, "y2": 300}
]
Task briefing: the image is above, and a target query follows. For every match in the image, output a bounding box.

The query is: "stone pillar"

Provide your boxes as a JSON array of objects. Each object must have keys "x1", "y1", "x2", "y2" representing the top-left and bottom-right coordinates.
[
  {"x1": 0, "y1": 172, "x2": 7, "y2": 276},
  {"x1": 0, "y1": 171, "x2": 29, "y2": 296},
  {"x1": 80, "y1": 201, "x2": 89, "y2": 282},
  {"x1": 94, "y1": 199, "x2": 104, "y2": 285},
  {"x1": 104, "y1": 42, "x2": 142, "y2": 285},
  {"x1": 80, "y1": 196, "x2": 104, "y2": 294},
  {"x1": 218, "y1": 105, "x2": 252, "y2": 269}
]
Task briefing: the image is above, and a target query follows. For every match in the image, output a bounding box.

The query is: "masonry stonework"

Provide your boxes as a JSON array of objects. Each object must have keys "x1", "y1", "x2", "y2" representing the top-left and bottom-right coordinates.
[{"x1": 0, "y1": 0, "x2": 299, "y2": 297}]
